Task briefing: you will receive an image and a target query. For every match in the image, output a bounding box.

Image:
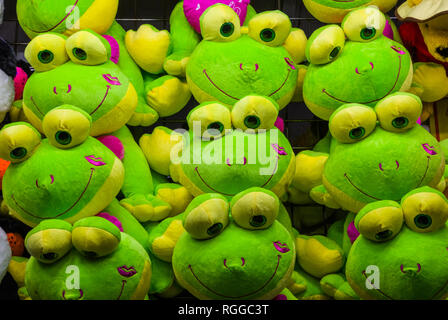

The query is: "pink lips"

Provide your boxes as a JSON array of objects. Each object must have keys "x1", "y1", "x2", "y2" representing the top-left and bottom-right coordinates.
[
  {"x1": 117, "y1": 265, "x2": 137, "y2": 277},
  {"x1": 85, "y1": 155, "x2": 107, "y2": 166},
  {"x1": 422, "y1": 143, "x2": 437, "y2": 155},
  {"x1": 271, "y1": 144, "x2": 287, "y2": 156},
  {"x1": 284, "y1": 57, "x2": 296, "y2": 70},
  {"x1": 103, "y1": 74, "x2": 121, "y2": 86},
  {"x1": 391, "y1": 45, "x2": 406, "y2": 55},
  {"x1": 273, "y1": 241, "x2": 290, "y2": 253},
  {"x1": 400, "y1": 263, "x2": 421, "y2": 274}
]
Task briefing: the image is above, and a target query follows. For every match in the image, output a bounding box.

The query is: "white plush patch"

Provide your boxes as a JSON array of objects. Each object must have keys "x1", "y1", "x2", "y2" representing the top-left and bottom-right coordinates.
[
  {"x1": 0, "y1": 68, "x2": 14, "y2": 114},
  {"x1": 0, "y1": 227, "x2": 11, "y2": 284}
]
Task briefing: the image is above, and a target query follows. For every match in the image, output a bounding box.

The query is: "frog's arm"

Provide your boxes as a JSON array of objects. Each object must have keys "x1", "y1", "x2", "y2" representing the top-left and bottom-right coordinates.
[
  {"x1": 145, "y1": 213, "x2": 186, "y2": 263},
  {"x1": 295, "y1": 234, "x2": 345, "y2": 279},
  {"x1": 320, "y1": 273, "x2": 359, "y2": 300},
  {"x1": 409, "y1": 62, "x2": 448, "y2": 103},
  {"x1": 163, "y1": 1, "x2": 201, "y2": 77},
  {"x1": 310, "y1": 184, "x2": 341, "y2": 209},
  {"x1": 289, "y1": 266, "x2": 331, "y2": 300},
  {"x1": 107, "y1": 126, "x2": 171, "y2": 223},
  {"x1": 287, "y1": 150, "x2": 329, "y2": 204},
  {"x1": 7, "y1": 256, "x2": 29, "y2": 299},
  {"x1": 143, "y1": 71, "x2": 191, "y2": 118}
]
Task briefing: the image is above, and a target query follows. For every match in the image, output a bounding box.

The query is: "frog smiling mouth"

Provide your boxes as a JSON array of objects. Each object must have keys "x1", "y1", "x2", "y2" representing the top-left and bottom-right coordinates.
[
  {"x1": 188, "y1": 255, "x2": 281, "y2": 299},
  {"x1": 344, "y1": 155, "x2": 431, "y2": 201},
  {"x1": 11, "y1": 168, "x2": 95, "y2": 220},
  {"x1": 362, "y1": 269, "x2": 448, "y2": 300},
  {"x1": 195, "y1": 156, "x2": 280, "y2": 197},
  {"x1": 203, "y1": 67, "x2": 292, "y2": 101},
  {"x1": 61, "y1": 280, "x2": 128, "y2": 300},
  {"x1": 30, "y1": 85, "x2": 111, "y2": 117},
  {"x1": 322, "y1": 54, "x2": 403, "y2": 104},
  {"x1": 28, "y1": 0, "x2": 80, "y2": 34}
]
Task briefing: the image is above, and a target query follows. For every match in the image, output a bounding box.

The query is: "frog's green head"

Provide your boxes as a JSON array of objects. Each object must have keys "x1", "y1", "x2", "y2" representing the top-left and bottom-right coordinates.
[
  {"x1": 321, "y1": 93, "x2": 445, "y2": 213},
  {"x1": 346, "y1": 197, "x2": 448, "y2": 299},
  {"x1": 17, "y1": 0, "x2": 118, "y2": 39},
  {"x1": 173, "y1": 188, "x2": 295, "y2": 300},
  {"x1": 0, "y1": 106, "x2": 125, "y2": 227},
  {"x1": 23, "y1": 30, "x2": 138, "y2": 137},
  {"x1": 186, "y1": 4, "x2": 306, "y2": 110},
  {"x1": 303, "y1": 0, "x2": 398, "y2": 23},
  {"x1": 170, "y1": 96, "x2": 296, "y2": 200},
  {"x1": 25, "y1": 218, "x2": 151, "y2": 300},
  {"x1": 303, "y1": 7, "x2": 413, "y2": 120}
]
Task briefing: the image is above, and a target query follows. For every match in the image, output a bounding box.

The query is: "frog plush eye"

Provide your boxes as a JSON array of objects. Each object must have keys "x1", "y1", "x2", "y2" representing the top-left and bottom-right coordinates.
[
  {"x1": 342, "y1": 7, "x2": 386, "y2": 42},
  {"x1": 355, "y1": 201, "x2": 404, "y2": 242},
  {"x1": 66, "y1": 29, "x2": 111, "y2": 65},
  {"x1": 401, "y1": 187, "x2": 448, "y2": 233},
  {"x1": 329, "y1": 104, "x2": 377, "y2": 143},
  {"x1": 375, "y1": 93, "x2": 422, "y2": 132},
  {"x1": 231, "y1": 96, "x2": 279, "y2": 132},
  {"x1": 230, "y1": 188, "x2": 279, "y2": 230},
  {"x1": 248, "y1": 11, "x2": 292, "y2": 47},
  {"x1": 306, "y1": 25, "x2": 345, "y2": 65},
  {"x1": 24, "y1": 33, "x2": 69, "y2": 72},
  {"x1": 0, "y1": 122, "x2": 41, "y2": 163},
  {"x1": 72, "y1": 217, "x2": 121, "y2": 258},
  {"x1": 183, "y1": 194, "x2": 230, "y2": 240},
  {"x1": 187, "y1": 102, "x2": 232, "y2": 140},
  {"x1": 42, "y1": 105, "x2": 92, "y2": 149},
  {"x1": 25, "y1": 220, "x2": 73, "y2": 264},
  {"x1": 200, "y1": 4, "x2": 241, "y2": 42}
]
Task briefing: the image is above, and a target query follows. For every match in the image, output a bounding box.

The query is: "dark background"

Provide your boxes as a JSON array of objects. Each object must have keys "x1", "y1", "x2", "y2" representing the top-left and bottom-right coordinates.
[{"x1": 0, "y1": 0, "x2": 406, "y2": 300}]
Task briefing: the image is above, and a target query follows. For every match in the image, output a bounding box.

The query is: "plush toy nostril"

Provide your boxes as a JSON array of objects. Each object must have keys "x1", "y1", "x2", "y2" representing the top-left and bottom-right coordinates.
[{"x1": 436, "y1": 46, "x2": 448, "y2": 58}]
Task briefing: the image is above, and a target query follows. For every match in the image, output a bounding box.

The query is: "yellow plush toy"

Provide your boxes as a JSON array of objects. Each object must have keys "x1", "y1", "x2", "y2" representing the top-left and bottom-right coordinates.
[{"x1": 397, "y1": 0, "x2": 448, "y2": 141}]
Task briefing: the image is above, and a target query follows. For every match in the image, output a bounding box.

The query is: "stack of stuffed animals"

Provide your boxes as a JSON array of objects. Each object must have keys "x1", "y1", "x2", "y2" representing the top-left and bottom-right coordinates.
[{"x1": 0, "y1": 0, "x2": 447, "y2": 300}]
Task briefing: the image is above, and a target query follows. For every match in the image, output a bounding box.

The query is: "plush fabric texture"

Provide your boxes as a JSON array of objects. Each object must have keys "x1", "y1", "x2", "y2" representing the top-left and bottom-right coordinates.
[
  {"x1": 16, "y1": 0, "x2": 118, "y2": 39},
  {"x1": 0, "y1": 158, "x2": 9, "y2": 190},
  {"x1": 184, "y1": 0, "x2": 250, "y2": 33},
  {"x1": 14, "y1": 67, "x2": 28, "y2": 100},
  {"x1": 302, "y1": 0, "x2": 397, "y2": 23},
  {"x1": 172, "y1": 205, "x2": 295, "y2": 299},
  {"x1": 346, "y1": 225, "x2": 448, "y2": 299},
  {"x1": 2, "y1": 135, "x2": 124, "y2": 227},
  {"x1": 0, "y1": 227, "x2": 12, "y2": 284},
  {"x1": 25, "y1": 232, "x2": 151, "y2": 300},
  {"x1": 323, "y1": 122, "x2": 444, "y2": 213},
  {"x1": 303, "y1": 8, "x2": 413, "y2": 121}
]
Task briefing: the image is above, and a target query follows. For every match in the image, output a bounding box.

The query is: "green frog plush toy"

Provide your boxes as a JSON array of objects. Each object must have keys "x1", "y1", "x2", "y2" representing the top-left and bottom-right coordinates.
[
  {"x1": 290, "y1": 92, "x2": 446, "y2": 213},
  {"x1": 21, "y1": 29, "x2": 179, "y2": 223},
  {"x1": 302, "y1": 6, "x2": 413, "y2": 121},
  {"x1": 343, "y1": 198, "x2": 448, "y2": 300},
  {"x1": 130, "y1": 3, "x2": 307, "y2": 111},
  {"x1": 139, "y1": 95, "x2": 296, "y2": 203},
  {"x1": 16, "y1": 0, "x2": 191, "y2": 120},
  {"x1": 0, "y1": 106, "x2": 175, "y2": 296},
  {"x1": 145, "y1": 187, "x2": 334, "y2": 300},
  {"x1": 20, "y1": 218, "x2": 152, "y2": 300}
]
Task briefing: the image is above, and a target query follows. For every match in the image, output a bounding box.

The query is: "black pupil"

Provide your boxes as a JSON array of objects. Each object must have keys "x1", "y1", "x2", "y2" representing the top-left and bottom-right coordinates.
[
  {"x1": 245, "y1": 115, "x2": 260, "y2": 129},
  {"x1": 11, "y1": 147, "x2": 26, "y2": 159},
  {"x1": 392, "y1": 117, "x2": 408, "y2": 128},
  {"x1": 414, "y1": 214, "x2": 432, "y2": 229},
  {"x1": 39, "y1": 50, "x2": 53, "y2": 63},
  {"x1": 261, "y1": 28, "x2": 275, "y2": 42},
  {"x1": 208, "y1": 122, "x2": 223, "y2": 133},
  {"x1": 361, "y1": 27, "x2": 376, "y2": 39},
  {"x1": 74, "y1": 48, "x2": 87, "y2": 60},
  {"x1": 350, "y1": 127, "x2": 364, "y2": 139},
  {"x1": 330, "y1": 46, "x2": 340, "y2": 59},
  {"x1": 220, "y1": 23, "x2": 234, "y2": 36},
  {"x1": 250, "y1": 215, "x2": 267, "y2": 227},
  {"x1": 375, "y1": 230, "x2": 392, "y2": 240},
  {"x1": 207, "y1": 223, "x2": 223, "y2": 236},
  {"x1": 56, "y1": 131, "x2": 72, "y2": 145}
]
